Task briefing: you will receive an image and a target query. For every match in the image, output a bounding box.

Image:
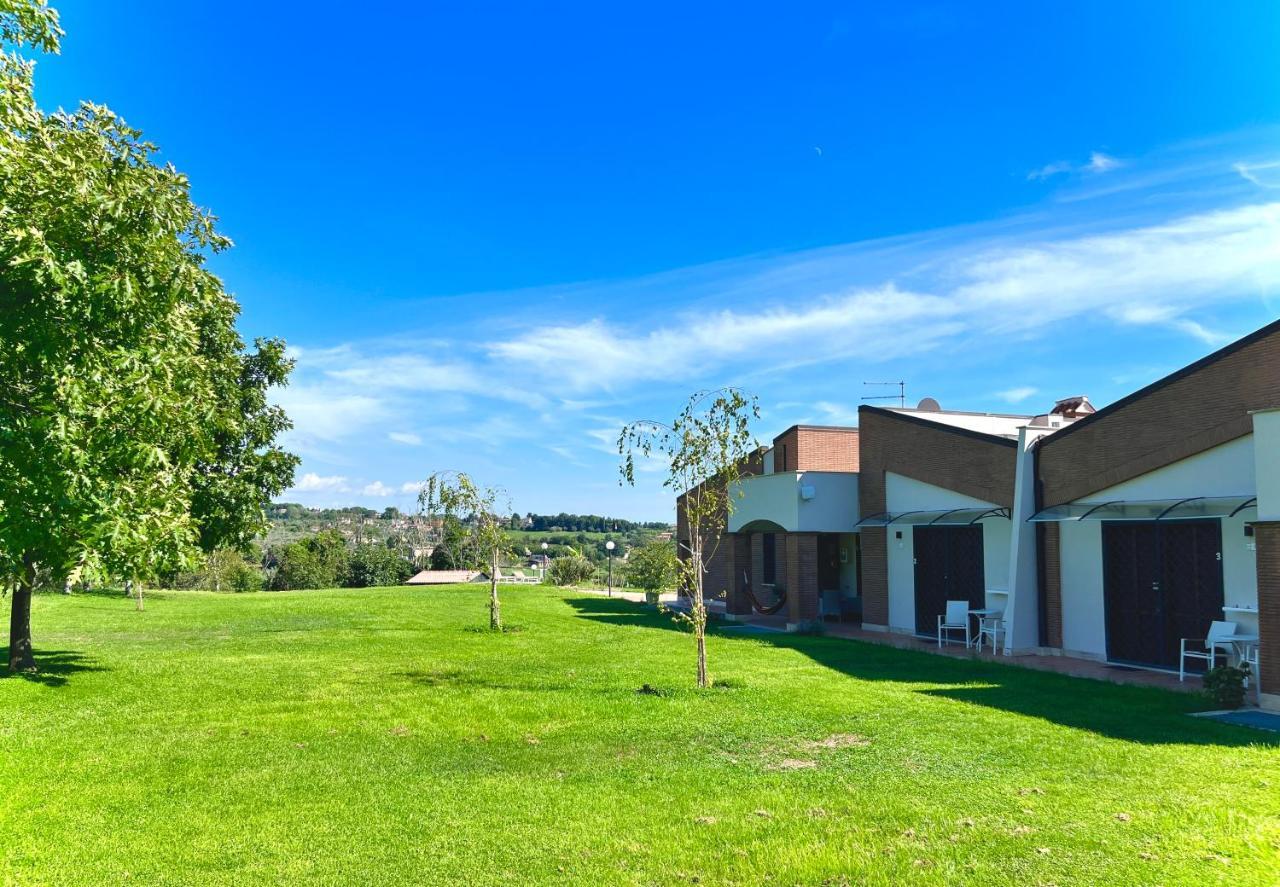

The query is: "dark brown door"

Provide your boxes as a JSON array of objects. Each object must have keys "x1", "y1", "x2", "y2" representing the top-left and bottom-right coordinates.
[
  {"x1": 1102, "y1": 520, "x2": 1224, "y2": 670},
  {"x1": 913, "y1": 525, "x2": 985, "y2": 636},
  {"x1": 817, "y1": 534, "x2": 841, "y2": 590}
]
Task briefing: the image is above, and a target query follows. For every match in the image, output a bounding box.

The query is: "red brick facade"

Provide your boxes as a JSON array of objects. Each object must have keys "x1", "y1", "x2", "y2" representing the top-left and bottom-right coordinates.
[
  {"x1": 1040, "y1": 523, "x2": 1063, "y2": 649},
  {"x1": 772, "y1": 426, "x2": 859, "y2": 473},
  {"x1": 785, "y1": 532, "x2": 820, "y2": 625},
  {"x1": 857, "y1": 406, "x2": 1018, "y2": 628}
]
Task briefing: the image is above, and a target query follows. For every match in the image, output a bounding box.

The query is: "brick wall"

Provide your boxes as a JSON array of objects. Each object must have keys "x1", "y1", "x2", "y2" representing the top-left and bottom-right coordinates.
[
  {"x1": 797, "y1": 427, "x2": 860, "y2": 471},
  {"x1": 785, "y1": 532, "x2": 819, "y2": 625},
  {"x1": 1037, "y1": 320, "x2": 1280, "y2": 505},
  {"x1": 725, "y1": 534, "x2": 752, "y2": 615},
  {"x1": 773, "y1": 428, "x2": 798, "y2": 472},
  {"x1": 674, "y1": 448, "x2": 767, "y2": 598},
  {"x1": 1255, "y1": 521, "x2": 1280, "y2": 703},
  {"x1": 860, "y1": 528, "x2": 889, "y2": 625},
  {"x1": 770, "y1": 426, "x2": 859, "y2": 472},
  {"x1": 857, "y1": 406, "x2": 1018, "y2": 627},
  {"x1": 750, "y1": 533, "x2": 764, "y2": 589},
  {"x1": 1040, "y1": 522, "x2": 1063, "y2": 648}
]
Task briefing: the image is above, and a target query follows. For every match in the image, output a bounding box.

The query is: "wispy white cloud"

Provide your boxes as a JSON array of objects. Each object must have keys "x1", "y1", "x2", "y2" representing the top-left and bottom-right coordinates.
[
  {"x1": 1086, "y1": 151, "x2": 1121, "y2": 173},
  {"x1": 274, "y1": 388, "x2": 386, "y2": 448},
  {"x1": 1235, "y1": 160, "x2": 1280, "y2": 189},
  {"x1": 812, "y1": 401, "x2": 860, "y2": 425},
  {"x1": 388, "y1": 431, "x2": 422, "y2": 446},
  {"x1": 1028, "y1": 150, "x2": 1122, "y2": 181},
  {"x1": 400, "y1": 480, "x2": 428, "y2": 494},
  {"x1": 996, "y1": 386, "x2": 1038, "y2": 404},
  {"x1": 487, "y1": 202, "x2": 1280, "y2": 392},
  {"x1": 362, "y1": 481, "x2": 395, "y2": 497},
  {"x1": 490, "y1": 285, "x2": 962, "y2": 392}
]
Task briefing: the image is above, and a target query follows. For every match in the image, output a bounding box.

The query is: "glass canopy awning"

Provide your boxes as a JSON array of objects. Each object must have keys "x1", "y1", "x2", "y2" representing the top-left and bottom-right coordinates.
[
  {"x1": 1028, "y1": 495, "x2": 1257, "y2": 523},
  {"x1": 856, "y1": 507, "x2": 1011, "y2": 528}
]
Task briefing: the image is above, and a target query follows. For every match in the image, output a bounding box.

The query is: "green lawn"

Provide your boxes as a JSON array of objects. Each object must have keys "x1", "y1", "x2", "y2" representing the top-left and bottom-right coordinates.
[{"x1": 1, "y1": 586, "x2": 1277, "y2": 886}]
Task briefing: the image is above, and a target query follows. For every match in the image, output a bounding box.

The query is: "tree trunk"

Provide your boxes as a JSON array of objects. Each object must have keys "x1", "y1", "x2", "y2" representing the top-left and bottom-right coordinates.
[
  {"x1": 8, "y1": 554, "x2": 37, "y2": 672},
  {"x1": 489, "y1": 547, "x2": 502, "y2": 631},
  {"x1": 692, "y1": 538, "x2": 709, "y2": 688}
]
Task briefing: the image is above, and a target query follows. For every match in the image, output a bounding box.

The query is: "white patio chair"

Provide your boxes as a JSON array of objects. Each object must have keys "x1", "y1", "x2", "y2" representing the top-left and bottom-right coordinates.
[
  {"x1": 937, "y1": 600, "x2": 971, "y2": 648},
  {"x1": 819, "y1": 590, "x2": 841, "y2": 622},
  {"x1": 1179, "y1": 620, "x2": 1238, "y2": 681},
  {"x1": 976, "y1": 610, "x2": 1005, "y2": 654}
]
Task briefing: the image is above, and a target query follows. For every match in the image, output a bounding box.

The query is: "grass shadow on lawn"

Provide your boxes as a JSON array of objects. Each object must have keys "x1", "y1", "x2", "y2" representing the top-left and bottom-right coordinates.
[
  {"x1": 0, "y1": 648, "x2": 106, "y2": 688},
  {"x1": 564, "y1": 595, "x2": 1276, "y2": 748}
]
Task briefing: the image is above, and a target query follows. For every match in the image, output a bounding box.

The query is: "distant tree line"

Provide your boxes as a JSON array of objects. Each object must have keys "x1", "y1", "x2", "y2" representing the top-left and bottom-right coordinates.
[{"x1": 515, "y1": 513, "x2": 670, "y2": 533}]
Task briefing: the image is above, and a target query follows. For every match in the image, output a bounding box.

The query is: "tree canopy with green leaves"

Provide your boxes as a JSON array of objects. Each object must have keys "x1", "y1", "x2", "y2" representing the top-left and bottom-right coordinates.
[
  {"x1": 0, "y1": 0, "x2": 298, "y2": 670},
  {"x1": 619, "y1": 389, "x2": 758, "y2": 687}
]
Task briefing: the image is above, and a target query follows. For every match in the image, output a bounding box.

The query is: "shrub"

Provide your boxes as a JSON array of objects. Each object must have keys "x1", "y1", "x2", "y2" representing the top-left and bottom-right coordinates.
[
  {"x1": 227, "y1": 560, "x2": 264, "y2": 592},
  {"x1": 163, "y1": 549, "x2": 263, "y2": 592},
  {"x1": 1202, "y1": 664, "x2": 1249, "y2": 709},
  {"x1": 547, "y1": 556, "x2": 595, "y2": 587},
  {"x1": 345, "y1": 545, "x2": 414, "y2": 588},
  {"x1": 626, "y1": 540, "x2": 677, "y2": 593},
  {"x1": 270, "y1": 530, "x2": 349, "y2": 590}
]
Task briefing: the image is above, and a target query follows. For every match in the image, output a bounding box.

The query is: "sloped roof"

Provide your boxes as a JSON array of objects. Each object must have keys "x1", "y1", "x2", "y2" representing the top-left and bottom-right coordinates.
[{"x1": 406, "y1": 570, "x2": 482, "y2": 585}]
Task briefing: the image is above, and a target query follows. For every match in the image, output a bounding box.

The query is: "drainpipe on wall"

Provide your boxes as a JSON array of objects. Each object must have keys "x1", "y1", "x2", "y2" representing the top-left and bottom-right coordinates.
[{"x1": 1002, "y1": 425, "x2": 1053, "y2": 654}]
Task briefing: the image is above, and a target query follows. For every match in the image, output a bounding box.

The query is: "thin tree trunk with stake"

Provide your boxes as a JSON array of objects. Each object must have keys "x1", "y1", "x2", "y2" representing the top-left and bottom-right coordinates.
[{"x1": 489, "y1": 546, "x2": 502, "y2": 630}]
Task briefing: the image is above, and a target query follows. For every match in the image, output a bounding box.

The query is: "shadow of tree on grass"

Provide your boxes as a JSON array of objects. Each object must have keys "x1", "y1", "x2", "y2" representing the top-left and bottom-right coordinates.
[
  {"x1": 563, "y1": 595, "x2": 1278, "y2": 748},
  {"x1": 0, "y1": 648, "x2": 106, "y2": 688}
]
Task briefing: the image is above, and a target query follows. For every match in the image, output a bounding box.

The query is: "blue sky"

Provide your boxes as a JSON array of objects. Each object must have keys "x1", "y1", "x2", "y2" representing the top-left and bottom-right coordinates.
[{"x1": 32, "y1": 2, "x2": 1280, "y2": 520}]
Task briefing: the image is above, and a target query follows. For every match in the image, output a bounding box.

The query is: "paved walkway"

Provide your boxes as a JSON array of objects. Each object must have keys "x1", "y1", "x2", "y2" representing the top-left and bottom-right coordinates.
[
  {"x1": 663, "y1": 597, "x2": 1206, "y2": 695},
  {"x1": 571, "y1": 586, "x2": 679, "y2": 606}
]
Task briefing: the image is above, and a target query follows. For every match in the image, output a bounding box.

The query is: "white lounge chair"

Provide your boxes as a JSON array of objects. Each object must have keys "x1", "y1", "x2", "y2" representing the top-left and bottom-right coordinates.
[
  {"x1": 976, "y1": 610, "x2": 1005, "y2": 654},
  {"x1": 937, "y1": 600, "x2": 971, "y2": 648},
  {"x1": 1179, "y1": 620, "x2": 1238, "y2": 681}
]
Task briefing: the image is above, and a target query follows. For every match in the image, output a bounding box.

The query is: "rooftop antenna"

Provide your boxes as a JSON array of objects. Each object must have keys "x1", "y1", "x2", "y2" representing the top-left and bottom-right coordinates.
[{"x1": 862, "y1": 381, "x2": 906, "y2": 409}]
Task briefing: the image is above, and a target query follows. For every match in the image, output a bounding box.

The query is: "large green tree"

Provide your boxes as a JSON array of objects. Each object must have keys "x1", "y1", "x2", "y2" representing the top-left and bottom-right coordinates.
[{"x1": 0, "y1": 1, "x2": 298, "y2": 670}]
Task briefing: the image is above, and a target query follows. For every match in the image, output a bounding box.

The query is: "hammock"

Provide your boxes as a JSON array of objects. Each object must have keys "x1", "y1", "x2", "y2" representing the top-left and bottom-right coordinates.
[{"x1": 740, "y1": 571, "x2": 787, "y2": 615}]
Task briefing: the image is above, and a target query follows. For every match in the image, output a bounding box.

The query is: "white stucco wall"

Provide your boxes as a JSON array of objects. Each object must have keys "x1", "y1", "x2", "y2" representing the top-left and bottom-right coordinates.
[
  {"x1": 1253, "y1": 409, "x2": 1280, "y2": 521},
  {"x1": 1059, "y1": 521, "x2": 1106, "y2": 657},
  {"x1": 1056, "y1": 434, "x2": 1258, "y2": 658},
  {"x1": 884, "y1": 472, "x2": 1010, "y2": 634},
  {"x1": 728, "y1": 471, "x2": 859, "y2": 533},
  {"x1": 888, "y1": 408, "x2": 1030, "y2": 438}
]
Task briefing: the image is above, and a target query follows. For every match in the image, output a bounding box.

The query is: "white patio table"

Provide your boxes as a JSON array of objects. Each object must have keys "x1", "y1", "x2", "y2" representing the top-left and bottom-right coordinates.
[{"x1": 1226, "y1": 634, "x2": 1259, "y2": 667}]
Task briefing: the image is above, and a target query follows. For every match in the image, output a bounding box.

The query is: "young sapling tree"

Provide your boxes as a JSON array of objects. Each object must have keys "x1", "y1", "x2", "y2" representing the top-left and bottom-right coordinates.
[
  {"x1": 419, "y1": 472, "x2": 512, "y2": 631},
  {"x1": 619, "y1": 389, "x2": 758, "y2": 687}
]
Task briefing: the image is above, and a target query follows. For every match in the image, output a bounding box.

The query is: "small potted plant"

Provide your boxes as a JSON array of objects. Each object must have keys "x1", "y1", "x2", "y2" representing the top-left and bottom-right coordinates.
[{"x1": 1202, "y1": 664, "x2": 1250, "y2": 709}]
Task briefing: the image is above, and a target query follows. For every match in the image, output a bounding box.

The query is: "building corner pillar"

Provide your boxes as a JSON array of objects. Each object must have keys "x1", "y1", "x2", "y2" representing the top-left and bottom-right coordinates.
[
  {"x1": 859, "y1": 527, "x2": 889, "y2": 630},
  {"x1": 724, "y1": 532, "x2": 752, "y2": 620},
  {"x1": 785, "y1": 532, "x2": 819, "y2": 631},
  {"x1": 1004, "y1": 426, "x2": 1051, "y2": 653}
]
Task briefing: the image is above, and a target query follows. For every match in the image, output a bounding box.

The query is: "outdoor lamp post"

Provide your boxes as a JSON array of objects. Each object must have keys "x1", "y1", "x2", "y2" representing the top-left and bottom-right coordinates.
[
  {"x1": 605, "y1": 540, "x2": 615, "y2": 597},
  {"x1": 541, "y1": 541, "x2": 549, "y2": 581}
]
